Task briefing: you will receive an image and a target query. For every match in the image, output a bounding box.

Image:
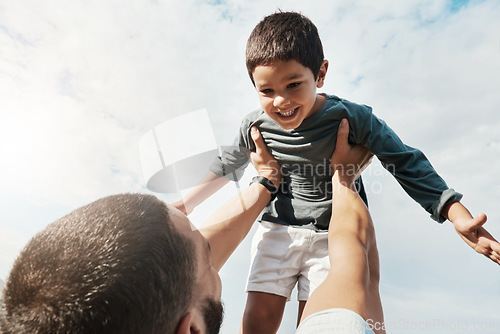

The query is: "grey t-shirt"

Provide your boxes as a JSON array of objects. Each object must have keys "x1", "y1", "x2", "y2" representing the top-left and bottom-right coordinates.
[{"x1": 210, "y1": 94, "x2": 462, "y2": 230}]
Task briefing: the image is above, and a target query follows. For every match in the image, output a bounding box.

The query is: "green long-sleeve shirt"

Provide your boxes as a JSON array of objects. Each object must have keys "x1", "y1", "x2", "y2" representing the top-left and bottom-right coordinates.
[{"x1": 210, "y1": 94, "x2": 462, "y2": 230}]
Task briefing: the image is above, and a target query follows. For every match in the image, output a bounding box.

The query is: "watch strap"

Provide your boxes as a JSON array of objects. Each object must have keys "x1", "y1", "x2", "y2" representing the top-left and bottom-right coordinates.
[{"x1": 250, "y1": 176, "x2": 278, "y2": 201}]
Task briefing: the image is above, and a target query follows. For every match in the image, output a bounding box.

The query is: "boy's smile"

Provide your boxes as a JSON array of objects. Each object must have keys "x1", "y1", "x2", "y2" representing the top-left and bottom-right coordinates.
[{"x1": 252, "y1": 59, "x2": 328, "y2": 130}]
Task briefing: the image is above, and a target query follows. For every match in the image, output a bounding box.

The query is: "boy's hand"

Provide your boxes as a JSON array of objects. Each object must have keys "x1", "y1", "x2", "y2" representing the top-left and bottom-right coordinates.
[
  {"x1": 446, "y1": 203, "x2": 500, "y2": 265},
  {"x1": 249, "y1": 126, "x2": 282, "y2": 188},
  {"x1": 331, "y1": 119, "x2": 373, "y2": 188}
]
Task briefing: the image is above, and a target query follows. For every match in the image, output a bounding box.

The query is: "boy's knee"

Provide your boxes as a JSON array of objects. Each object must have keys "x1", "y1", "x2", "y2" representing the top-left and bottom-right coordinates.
[
  {"x1": 244, "y1": 303, "x2": 282, "y2": 322},
  {"x1": 243, "y1": 301, "x2": 284, "y2": 332}
]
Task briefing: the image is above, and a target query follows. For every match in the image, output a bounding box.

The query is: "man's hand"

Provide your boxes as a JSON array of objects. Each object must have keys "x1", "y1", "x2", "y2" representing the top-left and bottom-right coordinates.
[
  {"x1": 301, "y1": 118, "x2": 385, "y2": 331},
  {"x1": 445, "y1": 202, "x2": 500, "y2": 265},
  {"x1": 248, "y1": 126, "x2": 282, "y2": 188},
  {"x1": 200, "y1": 127, "x2": 282, "y2": 271},
  {"x1": 331, "y1": 119, "x2": 373, "y2": 188},
  {"x1": 171, "y1": 199, "x2": 191, "y2": 216}
]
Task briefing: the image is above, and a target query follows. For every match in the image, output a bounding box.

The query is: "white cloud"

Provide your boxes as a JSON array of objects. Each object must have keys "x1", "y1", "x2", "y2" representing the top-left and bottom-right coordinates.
[
  {"x1": 0, "y1": 277, "x2": 4, "y2": 302},
  {"x1": 0, "y1": 226, "x2": 29, "y2": 280}
]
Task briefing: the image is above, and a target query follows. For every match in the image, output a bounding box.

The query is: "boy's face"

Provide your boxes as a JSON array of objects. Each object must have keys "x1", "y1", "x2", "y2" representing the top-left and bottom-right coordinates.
[{"x1": 252, "y1": 59, "x2": 328, "y2": 130}]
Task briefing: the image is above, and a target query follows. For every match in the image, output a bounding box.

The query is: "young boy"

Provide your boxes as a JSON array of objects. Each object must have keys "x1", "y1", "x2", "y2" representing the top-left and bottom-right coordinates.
[{"x1": 173, "y1": 11, "x2": 499, "y2": 333}]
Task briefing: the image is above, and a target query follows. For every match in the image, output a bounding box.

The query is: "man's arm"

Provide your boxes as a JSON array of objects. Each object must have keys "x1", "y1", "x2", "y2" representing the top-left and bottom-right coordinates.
[
  {"x1": 172, "y1": 171, "x2": 230, "y2": 215},
  {"x1": 172, "y1": 117, "x2": 255, "y2": 215},
  {"x1": 200, "y1": 127, "x2": 281, "y2": 271},
  {"x1": 299, "y1": 119, "x2": 384, "y2": 333}
]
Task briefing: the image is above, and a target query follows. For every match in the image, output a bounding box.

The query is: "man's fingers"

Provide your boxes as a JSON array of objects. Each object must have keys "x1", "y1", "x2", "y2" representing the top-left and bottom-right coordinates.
[
  {"x1": 336, "y1": 118, "x2": 350, "y2": 150},
  {"x1": 250, "y1": 126, "x2": 263, "y2": 152}
]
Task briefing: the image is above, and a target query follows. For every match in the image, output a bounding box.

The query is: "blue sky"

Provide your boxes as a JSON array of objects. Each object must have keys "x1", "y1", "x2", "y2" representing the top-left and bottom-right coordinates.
[
  {"x1": 1, "y1": 0, "x2": 500, "y2": 333},
  {"x1": 449, "y1": 0, "x2": 471, "y2": 12}
]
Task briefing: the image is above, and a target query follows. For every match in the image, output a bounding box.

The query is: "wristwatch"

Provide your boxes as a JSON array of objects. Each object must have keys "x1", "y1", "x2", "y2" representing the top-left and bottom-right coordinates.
[{"x1": 250, "y1": 176, "x2": 278, "y2": 201}]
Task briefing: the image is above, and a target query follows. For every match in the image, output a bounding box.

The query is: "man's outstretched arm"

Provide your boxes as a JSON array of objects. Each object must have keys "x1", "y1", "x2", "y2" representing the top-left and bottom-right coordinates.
[
  {"x1": 172, "y1": 171, "x2": 230, "y2": 215},
  {"x1": 200, "y1": 127, "x2": 281, "y2": 271},
  {"x1": 299, "y1": 119, "x2": 385, "y2": 334}
]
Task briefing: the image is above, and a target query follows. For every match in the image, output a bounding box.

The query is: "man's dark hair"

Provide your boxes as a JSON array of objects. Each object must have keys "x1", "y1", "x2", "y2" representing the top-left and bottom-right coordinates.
[
  {"x1": 0, "y1": 194, "x2": 196, "y2": 334},
  {"x1": 246, "y1": 11, "x2": 324, "y2": 85}
]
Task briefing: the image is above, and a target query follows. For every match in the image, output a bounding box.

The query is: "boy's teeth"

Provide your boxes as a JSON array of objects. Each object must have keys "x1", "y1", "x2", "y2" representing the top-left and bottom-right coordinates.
[{"x1": 279, "y1": 108, "x2": 297, "y2": 117}]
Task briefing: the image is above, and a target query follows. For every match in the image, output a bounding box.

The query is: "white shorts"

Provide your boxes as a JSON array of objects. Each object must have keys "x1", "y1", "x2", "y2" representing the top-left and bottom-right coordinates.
[
  {"x1": 246, "y1": 221, "x2": 329, "y2": 301},
  {"x1": 296, "y1": 308, "x2": 375, "y2": 334}
]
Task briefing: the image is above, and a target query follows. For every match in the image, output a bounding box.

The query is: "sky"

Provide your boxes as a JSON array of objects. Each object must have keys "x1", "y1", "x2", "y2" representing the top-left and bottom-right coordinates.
[{"x1": 1, "y1": 0, "x2": 500, "y2": 333}]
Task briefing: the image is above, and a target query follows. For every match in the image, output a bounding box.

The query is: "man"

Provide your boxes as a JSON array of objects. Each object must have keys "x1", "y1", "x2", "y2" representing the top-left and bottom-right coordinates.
[{"x1": 1, "y1": 120, "x2": 497, "y2": 333}]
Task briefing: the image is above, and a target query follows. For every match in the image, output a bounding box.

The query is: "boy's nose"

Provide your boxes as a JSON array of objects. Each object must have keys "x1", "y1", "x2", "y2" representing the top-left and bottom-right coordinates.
[{"x1": 273, "y1": 95, "x2": 291, "y2": 109}]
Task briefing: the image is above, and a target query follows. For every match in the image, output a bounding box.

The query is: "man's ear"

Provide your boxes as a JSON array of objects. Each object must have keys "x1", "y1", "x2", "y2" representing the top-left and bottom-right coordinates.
[
  {"x1": 316, "y1": 59, "x2": 329, "y2": 88},
  {"x1": 175, "y1": 311, "x2": 204, "y2": 334},
  {"x1": 175, "y1": 313, "x2": 193, "y2": 334}
]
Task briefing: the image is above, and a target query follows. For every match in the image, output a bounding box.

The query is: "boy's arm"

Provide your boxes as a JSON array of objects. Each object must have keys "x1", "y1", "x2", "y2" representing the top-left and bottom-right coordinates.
[
  {"x1": 442, "y1": 202, "x2": 500, "y2": 265},
  {"x1": 172, "y1": 171, "x2": 229, "y2": 215},
  {"x1": 347, "y1": 106, "x2": 500, "y2": 265},
  {"x1": 200, "y1": 127, "x2": 281, "y2": 271},
  {"x1": 347, "y1": 106, "x2": 458, "y2": 223},
  {"x1": 172, "y1": 119, "x2": 254, "y2": 215}
]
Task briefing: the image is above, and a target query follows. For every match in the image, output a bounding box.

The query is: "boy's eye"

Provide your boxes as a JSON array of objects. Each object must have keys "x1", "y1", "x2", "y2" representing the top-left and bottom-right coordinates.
[
  {"x1": 260, "y1": 88, "x2": 273, "y2": 94},
  {"x1": 287, "y1": 82, "x2": 301, "y2": 89}
]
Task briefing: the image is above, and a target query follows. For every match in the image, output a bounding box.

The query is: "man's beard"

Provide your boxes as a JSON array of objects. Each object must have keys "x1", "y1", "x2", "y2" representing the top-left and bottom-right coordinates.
[{"x1": 202, "y1": 298, "x2": 224, "y2": 334}]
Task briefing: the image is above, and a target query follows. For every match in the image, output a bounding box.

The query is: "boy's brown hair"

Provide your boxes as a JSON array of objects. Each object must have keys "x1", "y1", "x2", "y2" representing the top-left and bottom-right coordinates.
[{"x1": 246, "y1": 11, "x2": 324, "y2": 85}]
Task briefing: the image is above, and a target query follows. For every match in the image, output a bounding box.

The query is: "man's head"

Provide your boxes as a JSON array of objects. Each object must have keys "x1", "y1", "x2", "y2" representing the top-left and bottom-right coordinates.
[
  {"x1": 0, "y1": 194, "x2": 223, "y2": 334},
  {"x1": 246, "y1": 12, "x2": 329, "y2": 130}
]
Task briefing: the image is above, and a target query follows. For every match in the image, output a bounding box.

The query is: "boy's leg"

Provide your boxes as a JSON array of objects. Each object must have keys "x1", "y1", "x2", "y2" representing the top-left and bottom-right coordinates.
[
  {"x1": 240, "y1": 292, "x2": 287, "y2": 334},
  {"x1": 297, "y1": 301, "x2": 306, "y2": 327},
  {"x1": 295, "y1": 229, "x2": 330, "y2": 327},
  {"x1": 242, "y1": 221, "x2": 303, "y2": 334}
]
